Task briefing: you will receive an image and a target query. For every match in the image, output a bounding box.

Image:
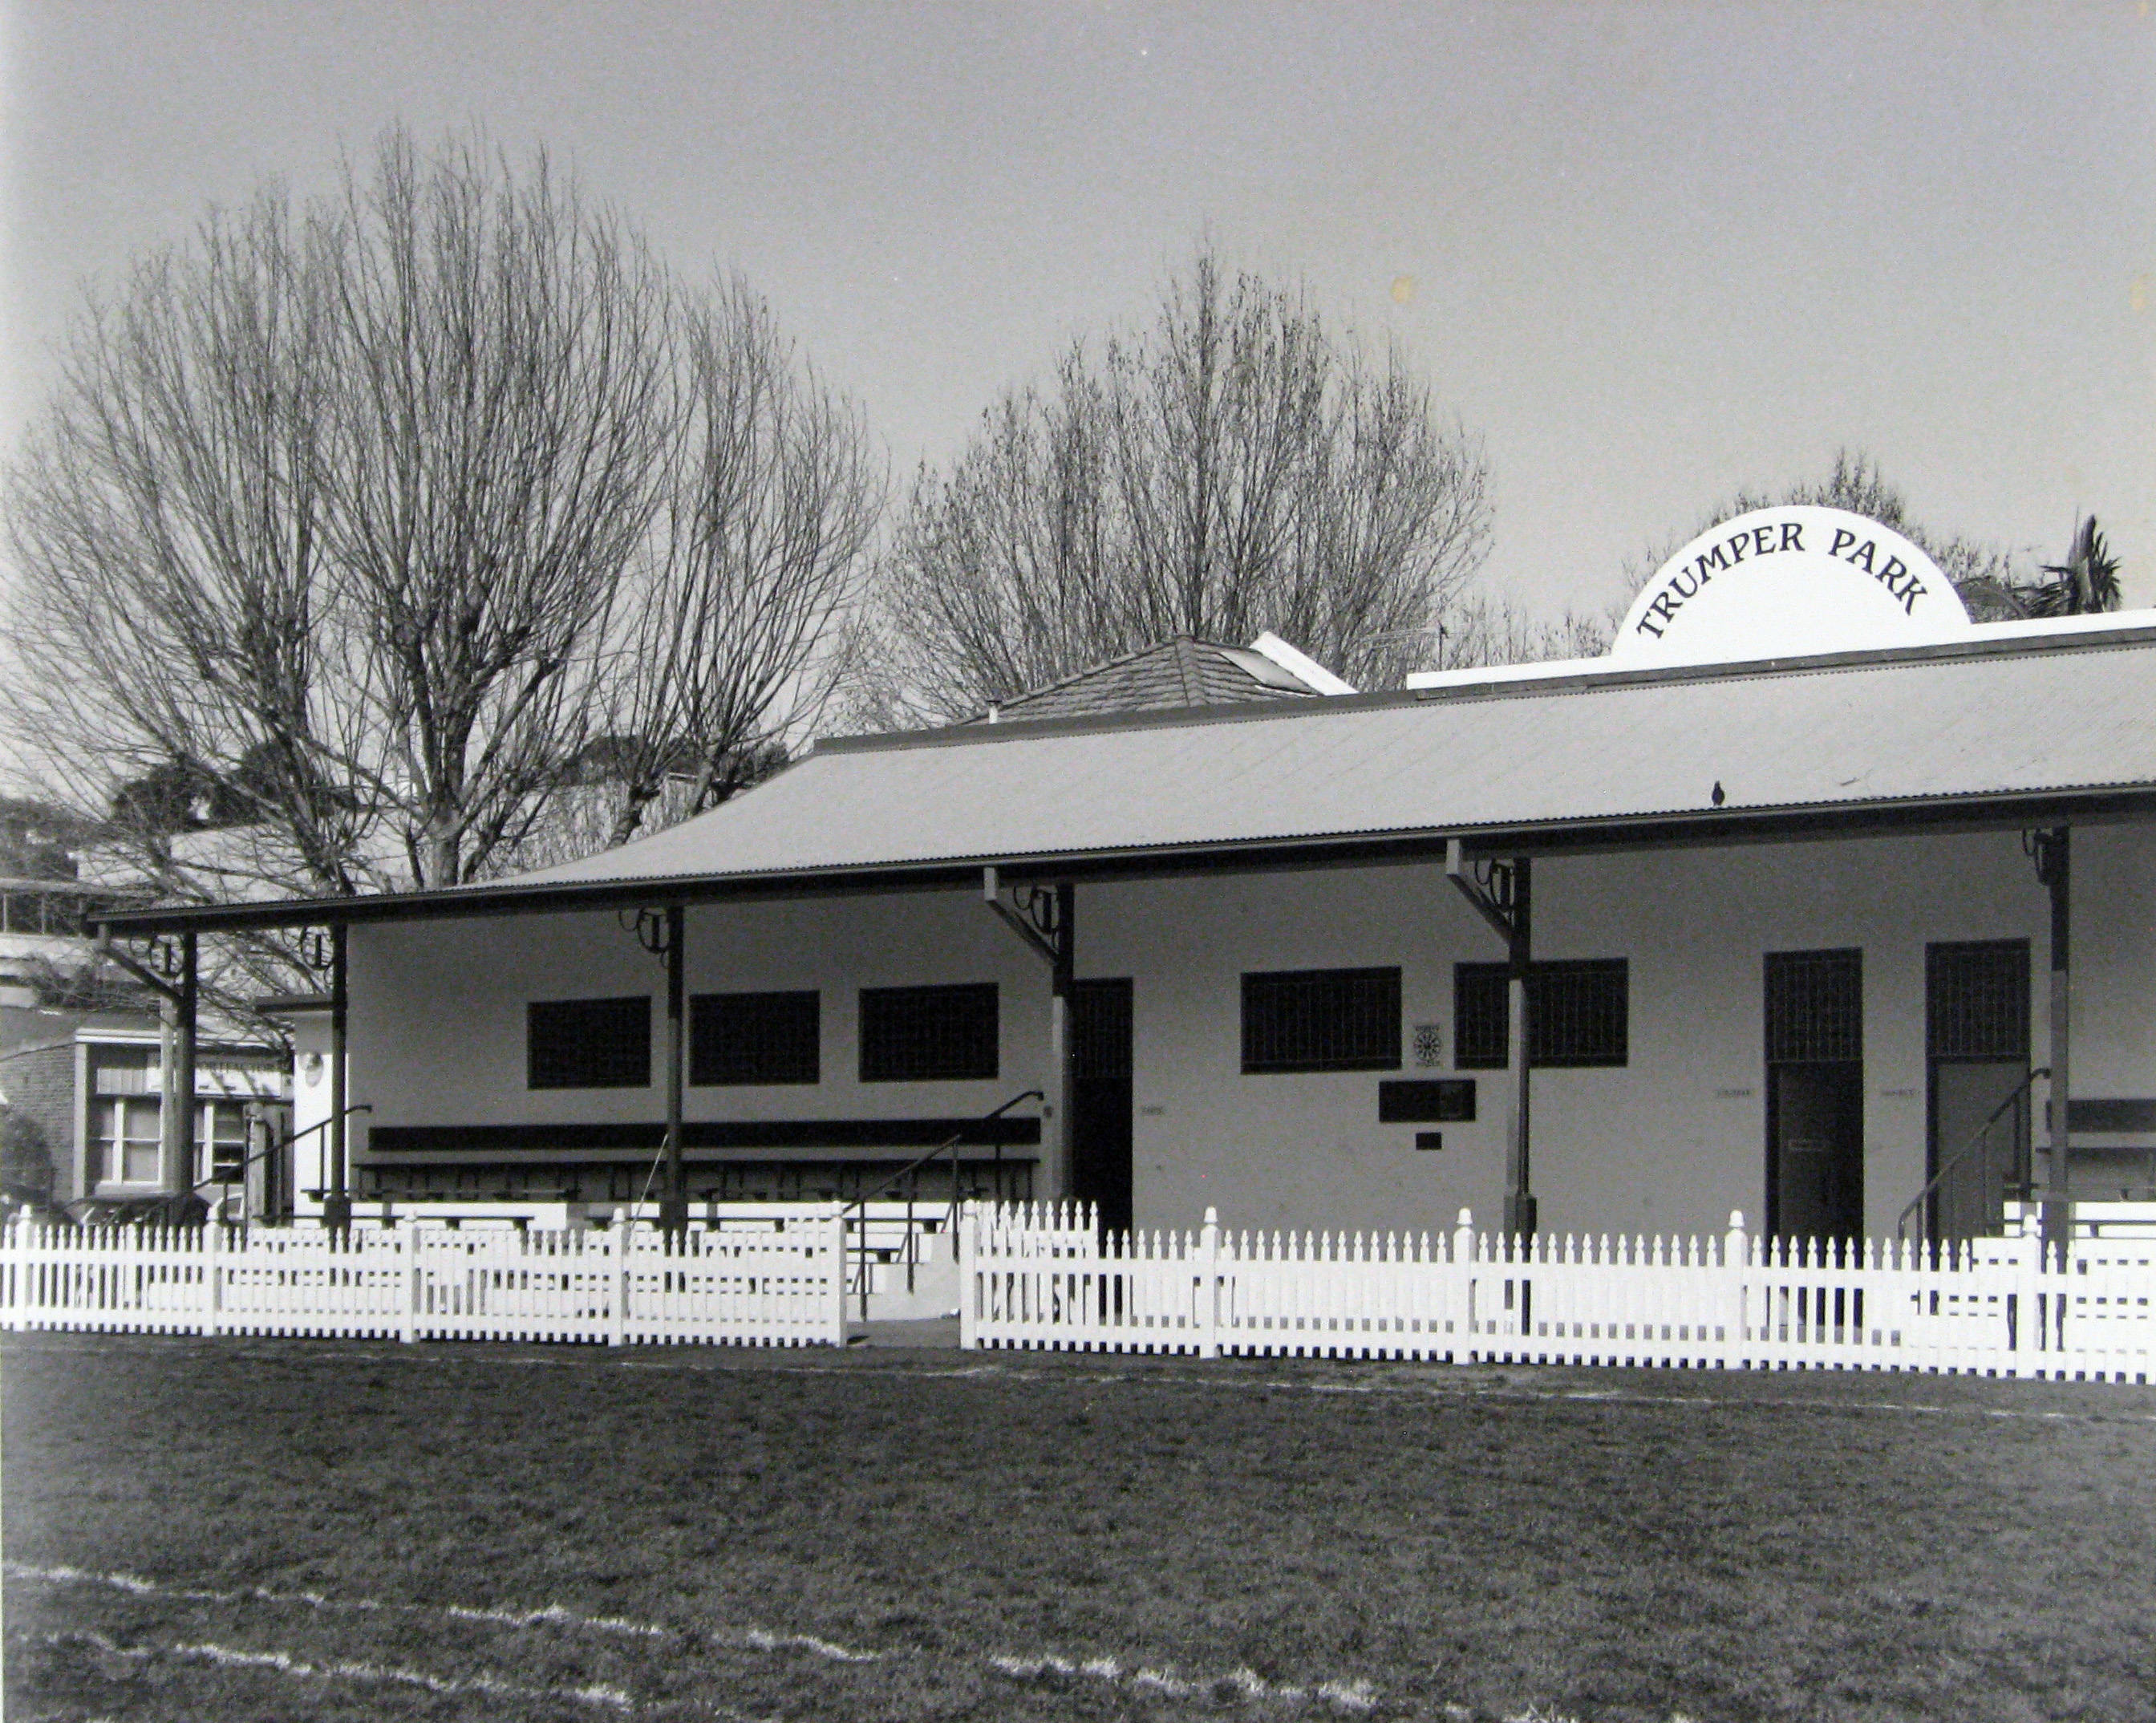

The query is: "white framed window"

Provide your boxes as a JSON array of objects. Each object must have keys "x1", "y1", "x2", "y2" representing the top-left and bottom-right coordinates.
[
  {"x1": 92, "y1": 1097, "x2": 254, "y2": 1186},
  {"x1": 201, "y1": 1101, "x2": 249, "y2": 1183},
  {"x1": 94, "y1": 1097, "x2": 164, "y2": 1185}
]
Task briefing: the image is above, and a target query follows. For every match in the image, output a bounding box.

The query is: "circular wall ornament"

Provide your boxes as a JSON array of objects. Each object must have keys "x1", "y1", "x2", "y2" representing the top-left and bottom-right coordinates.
[
  {"x1": 1611, "y1": 506, "x2": 1972, "y2": 667},
  {"x1": 302, "y1": 1052, "x2": 325, "y2": 1088}
]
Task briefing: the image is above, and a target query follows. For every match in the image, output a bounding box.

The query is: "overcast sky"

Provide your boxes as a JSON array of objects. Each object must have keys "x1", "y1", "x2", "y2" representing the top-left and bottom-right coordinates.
[{"x1": 3, "y1": 0, "x2": 2152, "y2": 625}]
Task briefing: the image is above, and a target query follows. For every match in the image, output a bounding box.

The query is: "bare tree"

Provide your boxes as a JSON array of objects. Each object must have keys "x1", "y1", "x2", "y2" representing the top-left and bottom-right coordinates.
[
  {"x1": 861, "y1": 246, "x2": 1491, "y2": 722},
  {"x1": 3, "y1": 128, "x2": 880, "y2": 921},
  {"x1": 321, "y1": 132, "x2": 675, "y2": 887},
  {"x1": 1620, "y1": 449, "x2": 2034, "y2": 618},
  {"x1": 1433, "y1": 593, "x2": 1615, "y2": 668},
  {"x1": 4, "y1": 188, "x2": 374, "y2": 897},
  {"x1": 574, "y1": 280, "x2": 881, "y2": 853}
]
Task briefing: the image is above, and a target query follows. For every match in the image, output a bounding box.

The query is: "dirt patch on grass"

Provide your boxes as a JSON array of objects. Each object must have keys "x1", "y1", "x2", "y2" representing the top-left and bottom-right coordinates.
[{"x1": 6, "y1": 1334, "x2": 2154, "y2": 1721}]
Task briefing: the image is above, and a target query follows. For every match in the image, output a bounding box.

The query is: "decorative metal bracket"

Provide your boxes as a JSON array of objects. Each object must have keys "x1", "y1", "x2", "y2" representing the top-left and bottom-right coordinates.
[
  {"x1": 299, "y1": 927, "x2": 337, "y2": 974},
  {"x1": 95, "y1": 930, "x2": 184, "y2": 1003},
  {"x1": 2024, "y1": 826, "x2": 2069, "y2": 890},
  {"x1": 619, "y1": 905, "x2": 675, "y2": 968},
  {"x1": 1445, "y1": 839, "x2": 1523, "y2": 944},
  {"x1": 983, "y1": 866, "x2": 1068, "y2": 970}
]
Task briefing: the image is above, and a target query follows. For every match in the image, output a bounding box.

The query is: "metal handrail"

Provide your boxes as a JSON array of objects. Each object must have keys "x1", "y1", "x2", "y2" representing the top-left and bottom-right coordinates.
[
  {"x1": 275, "y1": 1103, "x2": 374, "y2": 1157},
  {"x1": 1896, "y1": 1067, "x2": 2048, "y2": 1243},
  {"x1": 839, "y1": 1089, "x2": 1043, "y2": 1323}
]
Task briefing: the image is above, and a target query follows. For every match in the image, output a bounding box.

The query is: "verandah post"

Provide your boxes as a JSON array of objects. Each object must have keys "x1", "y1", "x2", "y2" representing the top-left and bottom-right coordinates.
[
  {"x1": 661, "y1": 903, "x2": 688, "y2": 1237},
  {"x1": 323, "y1": 923, "x2": 351, "y2": 1234},
  {"x1": 1505, "y1": 857, "x2": 1536, "y2": 1239},
  {"x1": 166, "y1": 931, "x2": 199, "y2": 1226}
]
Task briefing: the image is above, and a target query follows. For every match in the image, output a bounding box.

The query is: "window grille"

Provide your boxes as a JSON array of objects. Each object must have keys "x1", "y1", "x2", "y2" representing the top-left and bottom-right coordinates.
[
  {"x1": 691, "y1": 991, "x2": 820, "y2": 1085},
  {"x1": 1454, "y1": 960, "x2": 1629, "y2": 1068},
  {"x1": 1765, "y1": 949, "x2": 1862, "y2": 1064},
  {"x1": 527, "y1": 996, "x2": 651, "y2": 1089},
  {"x1": 1927, "y1": 942, "x2": 2028, "y2": 1061},
  {"x1": 1071, "y1": 979, "x2": 1133, "y2": 1079},
  {"x1": 1241, "y1": 968, "x2": 1400, "y2": 1073},
  {"x1": 1453, "y1": 965, "x2": 1510, "y2": 1069},
  {"x1": 858, "y1": 983, "x2": 999, "y2": 1082}
]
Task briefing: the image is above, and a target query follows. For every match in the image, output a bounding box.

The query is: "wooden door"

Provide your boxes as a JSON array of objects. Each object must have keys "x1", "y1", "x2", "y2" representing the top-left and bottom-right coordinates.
[
  {"x1": 1069, "y1": 979, "x2": 1133, "y2": 1238},
  {"x1": 1769, "y1": 1062, "x2": 1865, "y2": 1243},
  {"x1": 1765, "y1": 949, "x2": 1863, "y2": 1243}
]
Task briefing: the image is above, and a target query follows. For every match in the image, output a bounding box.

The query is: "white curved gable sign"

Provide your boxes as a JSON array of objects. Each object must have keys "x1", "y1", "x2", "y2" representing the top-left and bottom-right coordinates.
[{"x1": 1611, "y1": 506, "x2": 1972, "y2": 665}]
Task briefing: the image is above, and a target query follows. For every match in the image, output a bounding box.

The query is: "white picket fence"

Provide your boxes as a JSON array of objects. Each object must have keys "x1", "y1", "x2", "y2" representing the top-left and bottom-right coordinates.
[
  {"x1": 959, "y1": 1204, "x2": 2156, "y2": 1382},
  {"x1": 0, "y1": 1214, "x2": 847, "y2": 1348}
]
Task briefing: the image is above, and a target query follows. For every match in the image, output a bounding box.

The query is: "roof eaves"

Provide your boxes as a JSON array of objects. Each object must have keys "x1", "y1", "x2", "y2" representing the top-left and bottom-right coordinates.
[{"x1": 86, "y1": 780, "x2": 2156, "y2": 938}]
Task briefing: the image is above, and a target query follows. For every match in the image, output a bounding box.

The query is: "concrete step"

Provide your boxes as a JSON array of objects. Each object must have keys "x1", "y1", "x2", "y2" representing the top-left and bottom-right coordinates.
[{"x1": 849, "y1": 1316, "x2": 960, "y2": 1348}]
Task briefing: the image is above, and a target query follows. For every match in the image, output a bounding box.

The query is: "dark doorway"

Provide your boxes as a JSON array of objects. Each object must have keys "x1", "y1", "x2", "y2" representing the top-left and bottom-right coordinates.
[
  {"x1": 1927, "y1": 941, "x2": 2031, "y2": 1243},
  {"x1": 1069, "y1": 978, "x2": 1133, "y2": 1238},
  {"x1": 1765, "y1": 949, "x2": 1864, "y2": 1243}
]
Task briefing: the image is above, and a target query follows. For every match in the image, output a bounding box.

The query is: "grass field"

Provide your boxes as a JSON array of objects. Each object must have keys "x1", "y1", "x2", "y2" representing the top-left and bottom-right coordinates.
[{"x1": 4, "y1": 1333, "x2": 2154, "y2": 1723}]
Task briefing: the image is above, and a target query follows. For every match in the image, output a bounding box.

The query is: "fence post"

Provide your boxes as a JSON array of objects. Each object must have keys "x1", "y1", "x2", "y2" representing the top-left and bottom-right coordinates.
[
  {"x1": 1453, "y1": 1209, "x2": 1475, "y2": 1354},
  {"x1": 2013, "y1": 1202, "x2": 2043, "y2": 1379},
  {"x1": 401, "y1": 1224, "x2": 422, "y2": 1344},
  {"x1": 204, "y1": 1220, "x2": 222, "y2": 1337},
  {"x1": 608, "y1": 1222, "x2": 630, "y2": 1348},
  {"x1": 0, "y1": 1214, "x2": 16, "y2": 1332},
  {"x1": 1198, "y1": 1206, "x2": 1220, "y2": 1359},
  {"x1": 828, "y1": 1201, "x2": 849, "y2": 1347},
  {"x1": 955, "y1": 1199, "x2": 976, "y2": 1351},
  {"x1": 1724, "y1": 1210, "x2": 1749, "y2": 1368}
]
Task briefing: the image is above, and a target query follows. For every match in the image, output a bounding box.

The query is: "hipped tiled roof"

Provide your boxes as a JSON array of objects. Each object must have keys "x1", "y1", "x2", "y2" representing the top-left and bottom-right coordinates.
[{"x1": 987, "y1": 637, "x2": 1321, "y2": 723}]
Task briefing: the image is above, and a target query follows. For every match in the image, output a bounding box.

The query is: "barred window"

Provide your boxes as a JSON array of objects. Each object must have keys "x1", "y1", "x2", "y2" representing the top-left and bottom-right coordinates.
[
  {"x1": 1454, "y1": 960, "x2": 1628, "y2": 1069},
  {"x1": 691, "y1": 991, "x2": 820, "y2": 1086},
  {"x1": 1241, "y1": 968, "x2": 1400, "y2": 1073},
  {"x1": 528, "y1": 996, "x2": 651, "y2": 1089},
  {"x1": 1453, "y1": 965, "x2": 1510, "y2": 1069},
  {"x1": 1927, "y1": 942, "x2": 2028, "y2": 1061},
  {"x1": 859, "y1": 983, "x2": 999, "y2": 1082},
  {"x1": 1765, "y1": 949, "x2": 1862, "y2": 1063}
]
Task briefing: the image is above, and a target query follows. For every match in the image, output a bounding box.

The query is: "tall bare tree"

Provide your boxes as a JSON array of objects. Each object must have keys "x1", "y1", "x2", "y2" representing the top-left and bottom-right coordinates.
[
  {"x1": 321, "y1": 132, "x2": 675, "y2": 887},
  {"x1": 3, "y1": 127, "x2": 880, "y2": 918},
  {"x1": 1620, "y1": 449, "x2": 2033, "y2": 617},
  {"x1": 578, "y1": 280, "x2": 880, "y2": 853},
  {"x1": 861, "y1": 247, "x2": 1491, "y2": 722}
]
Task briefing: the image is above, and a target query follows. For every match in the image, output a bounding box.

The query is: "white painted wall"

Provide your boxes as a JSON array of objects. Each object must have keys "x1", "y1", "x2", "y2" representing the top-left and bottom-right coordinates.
[
  {"x1": 284, "y1": 1010, "x2": 335, "y2": 1216},
  {"x1": 351, "y1": 896, "x2": 1056, "y2": 1133},
  {"x1": 341, "y1": 821, "x2": 2156, "y2": 1242}
]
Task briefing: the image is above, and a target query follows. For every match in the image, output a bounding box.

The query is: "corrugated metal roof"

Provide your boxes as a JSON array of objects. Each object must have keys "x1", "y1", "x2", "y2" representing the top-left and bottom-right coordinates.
[{"x1": 507, "y1": 630, "x2": 2156, "y2": 890}]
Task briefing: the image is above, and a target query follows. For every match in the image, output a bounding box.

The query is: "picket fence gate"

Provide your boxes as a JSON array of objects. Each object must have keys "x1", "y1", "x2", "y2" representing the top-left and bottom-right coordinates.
[
  {"x1": 0, "y1": 1214, "x2": 848, "y2": 1348},
  {"x1": 959, "y1": 1204, "x2": 2156, "y2": 1382}
]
